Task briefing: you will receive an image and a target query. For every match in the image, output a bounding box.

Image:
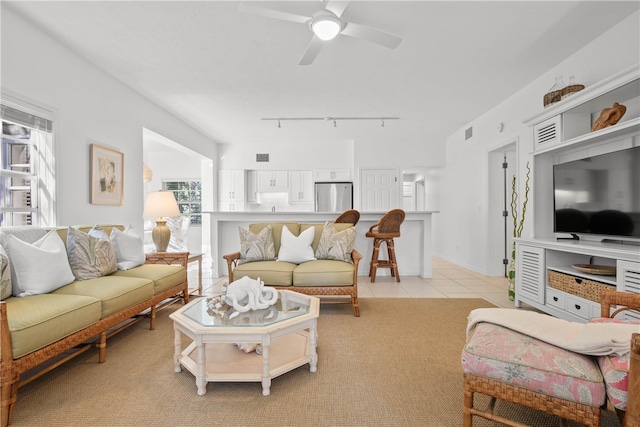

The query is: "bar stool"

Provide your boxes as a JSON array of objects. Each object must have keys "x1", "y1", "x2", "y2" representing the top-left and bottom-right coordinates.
[
  {"x1": 335, "y1": 209, "x2": 360, "y2": 225},
  {"x1": 365, "y1": 209, "x2": 405, "y2": 282}
]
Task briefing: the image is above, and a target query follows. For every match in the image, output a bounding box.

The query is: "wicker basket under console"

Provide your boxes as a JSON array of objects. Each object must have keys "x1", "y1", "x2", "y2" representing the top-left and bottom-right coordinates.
[{"x1": 548, "y1": 270, "x2": 616, "y2": 303}]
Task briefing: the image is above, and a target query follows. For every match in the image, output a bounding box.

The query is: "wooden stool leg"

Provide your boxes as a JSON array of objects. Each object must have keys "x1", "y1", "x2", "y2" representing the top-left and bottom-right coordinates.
[
  {"x1": 369, "y1": 238, "x2": 381, "y2": 282},
  {"x1": 388, "y1": 238, "x2": 400, "y2": 282}
]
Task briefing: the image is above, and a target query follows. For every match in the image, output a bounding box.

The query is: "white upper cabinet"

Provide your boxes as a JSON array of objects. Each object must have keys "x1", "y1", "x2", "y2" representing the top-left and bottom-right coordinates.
[
  {"x1": 288, "y1": 171, "x2": 314, "y2": 202},
  {"x1": 256, "y1": 171, "x2": 288, "y2": 192},
  {"x1": 218, "y1": 169, "x2": 245, "y2": 211},
  {"x1": 314, "y1": 169, "x2": 351, "y2": 182}
]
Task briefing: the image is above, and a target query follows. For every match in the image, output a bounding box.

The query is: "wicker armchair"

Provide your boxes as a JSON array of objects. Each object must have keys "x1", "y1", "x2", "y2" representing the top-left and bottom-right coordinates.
[
  {"x1": 462, "y1": 290, "x2": 640, "y2": 427},
  {"x1": 334, "y1": 209, "x2": 360, "y2": 226}
]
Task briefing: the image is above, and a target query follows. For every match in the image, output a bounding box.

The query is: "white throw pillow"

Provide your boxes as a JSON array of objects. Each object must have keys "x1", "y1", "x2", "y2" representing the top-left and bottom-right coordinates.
[
  {"x1": 7, "y1": 231, "x2": 75, "y2": 296},
  {"x1": 110, "y1": 225, "x2": 145, "y2": 270},
  {"x1": 277, "y1": 225, "x2": 316, "y2": 264}
]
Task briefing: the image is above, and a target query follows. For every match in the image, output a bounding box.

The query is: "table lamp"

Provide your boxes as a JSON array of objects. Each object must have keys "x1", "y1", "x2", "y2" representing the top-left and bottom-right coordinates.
[{"x1": 143, "y1": 191, "x2": 181, "y2": 252}]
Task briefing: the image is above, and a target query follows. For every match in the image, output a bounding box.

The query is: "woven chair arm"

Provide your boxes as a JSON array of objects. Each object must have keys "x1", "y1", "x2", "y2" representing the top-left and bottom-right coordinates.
[
  {"x1": 628, "y1": 333, "x2": 640, "y2": 427},
  {"x1": 367, "y1": 222, "x2": 380, "y2": 234},
  {"x1": 600, "y1": 290, "x2": 640, "y2": 318},
  {"x1": 351, "y1": 249, "x2": 363, "y2": 265},
  {"x1": 1, "y1": 302, "x2": 10, "y2": 362},
  {"x1": 223, "y1": 252, "x2": 241, "y2": 282}
]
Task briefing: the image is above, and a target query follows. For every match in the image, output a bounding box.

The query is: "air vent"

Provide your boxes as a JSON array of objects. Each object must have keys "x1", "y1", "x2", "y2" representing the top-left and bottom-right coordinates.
[
  {"x1": 256, "y1": 153, "x2": 269, "y2": 162},
  {"x1": 533, "y1": 116, "x2": 561, "y2": 148},
  {"x1": 465, "y1": 127, "x2": 473, "y2": 140}
]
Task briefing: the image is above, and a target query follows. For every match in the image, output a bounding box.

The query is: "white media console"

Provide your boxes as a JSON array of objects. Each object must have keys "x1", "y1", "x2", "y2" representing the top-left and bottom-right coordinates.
[{"x1": 515, "y1": 66, "x2": 640, "y2": 322}]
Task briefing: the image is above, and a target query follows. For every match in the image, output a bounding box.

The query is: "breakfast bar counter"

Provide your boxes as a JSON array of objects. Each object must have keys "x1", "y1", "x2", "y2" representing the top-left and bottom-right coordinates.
[{"x1": 205, "y1": 211, "x2": 437, "y2": 279}]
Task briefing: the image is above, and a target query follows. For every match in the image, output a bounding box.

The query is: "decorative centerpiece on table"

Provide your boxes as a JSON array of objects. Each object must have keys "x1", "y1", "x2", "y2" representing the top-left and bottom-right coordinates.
[
  {"x1": 508, "y1": 162, "x2": 530, "y2": 301},
  {"x1": 206, "y1": 276, "x2": 278, "y2": 319}
]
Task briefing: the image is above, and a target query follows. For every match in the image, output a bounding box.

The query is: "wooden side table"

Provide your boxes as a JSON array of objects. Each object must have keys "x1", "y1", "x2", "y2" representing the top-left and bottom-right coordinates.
[{"x1": 145, "y1": 252, "x2": 203, "y2": 295}]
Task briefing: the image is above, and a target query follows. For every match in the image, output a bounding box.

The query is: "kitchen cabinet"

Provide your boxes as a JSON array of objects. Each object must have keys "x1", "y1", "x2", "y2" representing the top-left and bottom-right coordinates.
[
  {"x1": 314, "y1": 169, "x2": 351, "y2": 182},
  {"x1": 256, "y1": 171, "x2": 288, "y2": 192},
  {"x1": 246, "y1": 170, "x2": 258, "y2": 202},
  {"x1": 288, "y1": 171, "x2": 314, "y2": 202},
  {"x1": 218, "y1": 170, "x2": 245, "y2": 211}
]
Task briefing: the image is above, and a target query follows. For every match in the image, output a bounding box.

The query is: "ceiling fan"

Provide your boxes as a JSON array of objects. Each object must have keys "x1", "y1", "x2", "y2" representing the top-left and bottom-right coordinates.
[{"x1": 238, "y1": 1, "x2": 403, "y2": 65}]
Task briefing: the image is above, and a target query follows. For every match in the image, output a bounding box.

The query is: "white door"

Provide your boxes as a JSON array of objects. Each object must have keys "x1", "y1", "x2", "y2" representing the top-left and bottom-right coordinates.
[{"x1": 360, "y1": 169, "x2": 398, "y2": 211}]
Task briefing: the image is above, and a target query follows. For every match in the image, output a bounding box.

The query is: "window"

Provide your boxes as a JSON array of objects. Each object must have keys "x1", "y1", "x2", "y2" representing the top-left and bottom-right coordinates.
[
  {"x1": 162, "y1": 180, "x2": 202, "y2": 225},
  {"x1": 1, "y1": 100, "x2": 55, "y2": 227}
]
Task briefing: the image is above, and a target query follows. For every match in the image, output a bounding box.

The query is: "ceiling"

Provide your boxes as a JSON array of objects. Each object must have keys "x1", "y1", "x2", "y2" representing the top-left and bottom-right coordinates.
[{"x1": 6, "y1": 1, "x2": 639, "y2": 151}]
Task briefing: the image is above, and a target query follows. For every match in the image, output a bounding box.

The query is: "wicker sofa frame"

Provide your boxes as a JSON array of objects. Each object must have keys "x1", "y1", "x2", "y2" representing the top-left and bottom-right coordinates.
[
  {"x1": 0, "y1": 227, "x2": 189, "y2": 427},
  {"x1": 463, "y1": 290, "x2": 640, "y2": 427}
]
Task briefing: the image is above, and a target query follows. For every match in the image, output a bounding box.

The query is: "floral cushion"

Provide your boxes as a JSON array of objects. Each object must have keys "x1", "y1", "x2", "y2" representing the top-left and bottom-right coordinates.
[
  {"x1": 0, "y1": 245, "x2": 11, "y2": 300},
  {"x1": 238, "y1": 225, "x2": 275, "y2": 265},
  {"x1": 462, "y1": 322, "x2": 606, "y2": 407},
  {"x1": 591, "y1": 317, "x2": 639, "y2": 410},
  {"x1": 315, "y1": 222, "x2": 356, "y2": 263},
  {"x1": 67, "y1": 226, "x2": 117, "y2": 280}
]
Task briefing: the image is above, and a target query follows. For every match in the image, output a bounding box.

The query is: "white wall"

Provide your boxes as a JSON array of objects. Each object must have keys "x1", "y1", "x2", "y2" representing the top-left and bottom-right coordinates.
[
  {"x1": 1, "y1": 7, "x2": 218, "y2": 229},
  {"x1": 434, "y1": 11, "x2": 640, "y2": 276},
  {"x1": 218, "y1": 140, "x2": 354, "y2": 170}
]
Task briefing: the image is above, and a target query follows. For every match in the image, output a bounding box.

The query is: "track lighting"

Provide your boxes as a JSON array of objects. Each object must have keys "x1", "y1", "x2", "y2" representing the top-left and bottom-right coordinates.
[{"x1": 262, "y1": 117, "x2": 399, "y2": 128}]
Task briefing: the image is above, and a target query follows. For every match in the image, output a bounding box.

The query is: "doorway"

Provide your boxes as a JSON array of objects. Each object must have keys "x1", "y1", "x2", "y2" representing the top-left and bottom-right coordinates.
[{"x1": 487, "y1": 140, "x2": 517, "y2": 277}]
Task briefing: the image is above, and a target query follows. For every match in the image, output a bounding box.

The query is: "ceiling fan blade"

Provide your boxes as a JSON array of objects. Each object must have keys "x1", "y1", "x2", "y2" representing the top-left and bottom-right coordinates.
[
  {"x1": 299, "y1": 36, "x2": 324, "y2": 66},
  {"x1": 340, "y1": 22, "x2": 402, "y2": 49},
  {"x1": 238, "y1": 4, "x2": 310, "y2": 25},
  {"x1": 324, "y1": 0, "x2": 350, "y2": 18}
]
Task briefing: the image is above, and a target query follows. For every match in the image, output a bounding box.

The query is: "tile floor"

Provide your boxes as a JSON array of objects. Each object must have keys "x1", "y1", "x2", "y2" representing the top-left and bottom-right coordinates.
[{"x1": 187, "y1": 254, "x2": 515, "y2": 308}]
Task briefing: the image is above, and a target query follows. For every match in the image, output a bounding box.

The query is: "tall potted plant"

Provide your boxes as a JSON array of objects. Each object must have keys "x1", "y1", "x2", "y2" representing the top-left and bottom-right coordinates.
[{"x1": 508, "y1": 162, "x2": 530, "y2": 301}]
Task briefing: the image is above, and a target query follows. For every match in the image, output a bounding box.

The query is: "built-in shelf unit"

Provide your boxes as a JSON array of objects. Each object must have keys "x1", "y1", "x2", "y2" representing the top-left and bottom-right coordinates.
[{"x1": 515, "y1": 65, "x2": 640, "y2": 322}]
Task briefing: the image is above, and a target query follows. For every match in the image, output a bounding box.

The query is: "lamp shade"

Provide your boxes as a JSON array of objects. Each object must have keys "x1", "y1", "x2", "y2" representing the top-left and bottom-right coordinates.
[
  {"x1": 143, "y1": 162, "x2": 153, "y2": 182},
  {"x1": 143, "y1": 191, "x2": 180, "y2": 219}
]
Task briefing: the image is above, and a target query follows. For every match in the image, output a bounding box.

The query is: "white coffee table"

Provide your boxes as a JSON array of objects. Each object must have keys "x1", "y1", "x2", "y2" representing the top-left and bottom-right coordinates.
[{"x1": 170, "y1": 290, "x2": 319, "y2": 396}]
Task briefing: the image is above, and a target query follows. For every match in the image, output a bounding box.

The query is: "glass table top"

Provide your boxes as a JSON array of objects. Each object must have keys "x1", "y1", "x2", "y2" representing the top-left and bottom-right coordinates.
[{"x1": 180, "y1": 292, "x2": 312, "y2": 328}]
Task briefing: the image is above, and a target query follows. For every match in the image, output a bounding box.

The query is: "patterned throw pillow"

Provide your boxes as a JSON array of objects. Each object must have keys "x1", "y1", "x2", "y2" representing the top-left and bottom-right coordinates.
[
  {"x1": 67, "y1": 226, "x2": 118, "y2": 280},
  {"x1": 0, "y1": 245, "x2": 11, "y2": 300},
  {"x1": 238, "y1": 225, "x2": 275, "y2": 265},
  {"x1": 315, "y1": 222, "x2": 356, "y2": 263}
]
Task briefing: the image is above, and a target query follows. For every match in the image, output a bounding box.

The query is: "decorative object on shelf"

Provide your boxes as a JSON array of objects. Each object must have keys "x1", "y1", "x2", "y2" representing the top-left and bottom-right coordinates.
[
  {"x1": 543, "y1": 75, "x2": 565, "y2": 108},
  {"x1": 508, "y1": 162, "x2": 531, "y2": 301},
  {"x1": 591, "y1": 102, "x2": 626, "y2": 132},
  {"x1": 222, "y1": 276, "x2": 279, "y2": 315},
  {"x1": 142, "y1": 191, "x2": 181, "y2": 252},
  {"x1": 561, "y1": 75, "x2": 585, "y2": 100},
  {"x1": 571, "y1": 264, "x2": 617, "y2": 276},
  {"x1": 90, "y1": 143, "x2": 124, "y2": 205}
]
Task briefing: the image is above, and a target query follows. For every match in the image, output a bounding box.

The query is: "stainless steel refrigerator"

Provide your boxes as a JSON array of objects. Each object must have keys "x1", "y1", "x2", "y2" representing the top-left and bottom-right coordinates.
[{"x1": 314, "y1": 182, "x2": 353, "y2": 212}]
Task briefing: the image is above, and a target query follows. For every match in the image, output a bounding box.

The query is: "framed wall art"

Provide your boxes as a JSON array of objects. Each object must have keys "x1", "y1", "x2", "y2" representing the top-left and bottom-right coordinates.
[{"x1": 90, "y1": 143, "x2": 124, "y2": 205}]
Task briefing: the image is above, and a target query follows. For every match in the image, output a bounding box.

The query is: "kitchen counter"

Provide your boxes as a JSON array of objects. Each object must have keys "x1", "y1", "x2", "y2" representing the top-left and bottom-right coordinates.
[{"x1": 205, "y1": 211, "x2": 437, "y2": 279}]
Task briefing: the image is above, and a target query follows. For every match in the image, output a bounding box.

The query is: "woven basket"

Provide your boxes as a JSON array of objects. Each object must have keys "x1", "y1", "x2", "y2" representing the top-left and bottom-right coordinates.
[{"x1": 548, "y1": 270, "x2": 615, "y2": 303}]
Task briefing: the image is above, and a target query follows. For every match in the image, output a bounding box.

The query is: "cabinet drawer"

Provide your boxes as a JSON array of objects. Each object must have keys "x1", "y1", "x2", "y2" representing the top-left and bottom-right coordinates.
[
  {"x1": 546, "y1": 288, "x2": 566, "y2": 310},
  {"x1": 566, "y1": 295, "x2": 591, "y2": 320}
]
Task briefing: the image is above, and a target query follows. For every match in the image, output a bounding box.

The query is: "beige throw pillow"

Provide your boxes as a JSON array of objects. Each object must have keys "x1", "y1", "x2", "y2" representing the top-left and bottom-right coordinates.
[
  {"x1": 315, "y1": 222, "x2": 356, "y2": 263},
  {"x1": 238, "y1": 225, "x2": 275, "y2": 265},
  {"x1": 67, "y1": 226, "x2": 117, "y2": 280}
]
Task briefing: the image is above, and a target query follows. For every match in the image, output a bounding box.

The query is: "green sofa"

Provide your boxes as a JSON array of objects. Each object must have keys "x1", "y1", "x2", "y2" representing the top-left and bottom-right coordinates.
[
  {"x1": 224, "y1": 222, "x2": 361, "y2": 317},
  {"x1": 0, "y1": 225, "x2": 188, "y2": 427}
]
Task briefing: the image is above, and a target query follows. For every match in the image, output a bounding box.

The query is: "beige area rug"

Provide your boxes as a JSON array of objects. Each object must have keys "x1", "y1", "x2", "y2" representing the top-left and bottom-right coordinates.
[{"x1": 10, "y1": 298, "x2": 621, "y2": 426}]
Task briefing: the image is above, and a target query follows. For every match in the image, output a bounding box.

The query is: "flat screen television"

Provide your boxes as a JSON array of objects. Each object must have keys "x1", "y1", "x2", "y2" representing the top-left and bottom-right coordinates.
[{"x1": 553, "y1": 146, "x2": 640, "y2": 240}]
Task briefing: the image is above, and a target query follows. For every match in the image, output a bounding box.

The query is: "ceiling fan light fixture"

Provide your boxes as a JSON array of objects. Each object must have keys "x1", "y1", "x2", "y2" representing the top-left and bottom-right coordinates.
[{"x1": 310, "y1": 11, "x2": 342, "y2": 41}]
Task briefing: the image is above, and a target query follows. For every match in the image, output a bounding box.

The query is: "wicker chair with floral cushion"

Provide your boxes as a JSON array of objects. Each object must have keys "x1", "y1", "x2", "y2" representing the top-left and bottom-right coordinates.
[{"x1": 461, "y1": 290, "x2": 640, "y2": 427}]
